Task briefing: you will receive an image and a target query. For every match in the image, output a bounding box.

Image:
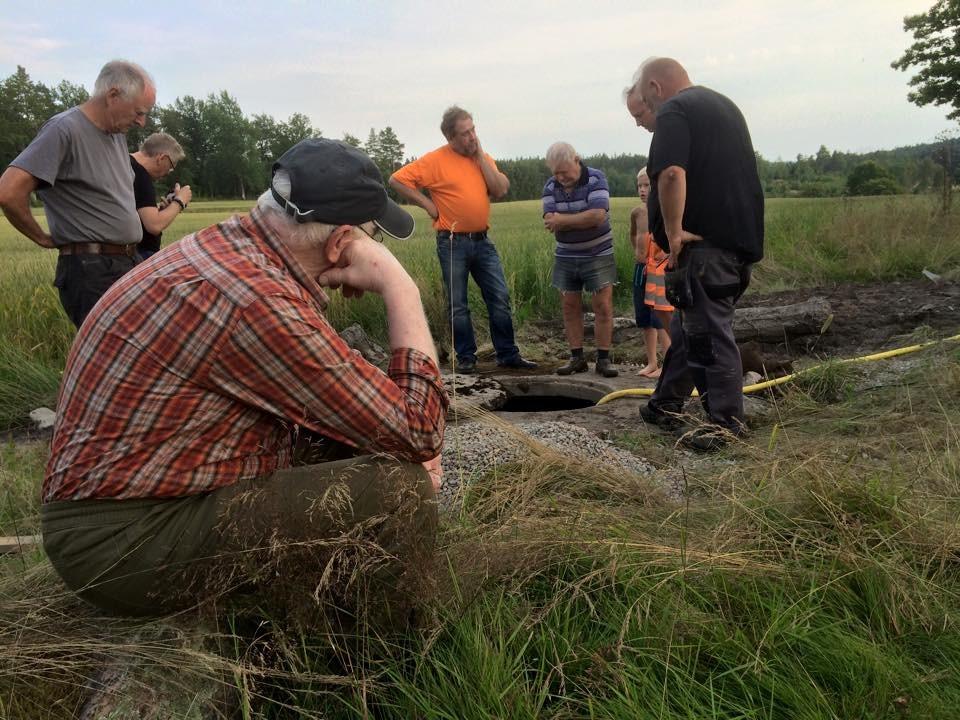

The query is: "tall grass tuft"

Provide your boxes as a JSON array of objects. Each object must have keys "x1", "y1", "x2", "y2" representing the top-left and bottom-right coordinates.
[
  {"x1": 2, "y1": 349, "x2": 959, "y2": 717},
  {"x1": 0, "y1": 343, "x2": 61, "y2": 431}
]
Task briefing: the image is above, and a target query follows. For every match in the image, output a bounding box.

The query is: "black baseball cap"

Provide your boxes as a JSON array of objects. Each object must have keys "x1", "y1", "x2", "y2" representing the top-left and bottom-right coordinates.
[{"x1": 271, "y1": 138, "x2": 414, "y2": 240}]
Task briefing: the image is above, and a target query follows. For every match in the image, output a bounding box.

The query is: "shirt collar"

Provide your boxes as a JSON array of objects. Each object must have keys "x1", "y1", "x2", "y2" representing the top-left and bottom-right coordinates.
[{"x1": 246, "y1": 206, "x2": 330, "y2": 310}]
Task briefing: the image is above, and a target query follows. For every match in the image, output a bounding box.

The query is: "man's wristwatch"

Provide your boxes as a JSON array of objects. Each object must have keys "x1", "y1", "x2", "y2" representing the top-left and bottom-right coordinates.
[{"x1": 172, "y1": 197, "x2": 187, "y2": 210}]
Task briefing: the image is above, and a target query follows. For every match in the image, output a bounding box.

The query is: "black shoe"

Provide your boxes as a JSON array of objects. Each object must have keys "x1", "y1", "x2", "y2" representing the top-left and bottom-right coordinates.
[
  {"x1": 639, "y1": 403, "x2": 682, "y2": 432},
  {"x1": 456, "y1": 359, "x2": 477, "y2": 374},
  {"x1": 678, "y1": 425, "x2": 732, "y2": 453},
  {"x1": 595, "y1": 358, "x2": 619, "y2": 378},
  {"x1": 498, "y1": 356, "x2": 538, "y2": 370},
  {"x1": 557, "y1": 357, "x2": 588, "y2": 375}
]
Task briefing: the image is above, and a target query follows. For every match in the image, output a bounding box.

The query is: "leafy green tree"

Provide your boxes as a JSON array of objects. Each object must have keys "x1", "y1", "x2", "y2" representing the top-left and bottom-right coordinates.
[
  {"x1": 360, "y1": 127, "x2": 405, "y2": 189},
  {"x1": 52, "y1": 79, "x2": 89, "y2": 111},
  {"x1": 0, "y1": 66, "x2": 55, "y2": 168},
  {"x1": 847, "y1": 161, "x2": 901, "y2": 195},
  {"x1": 374, "y1": 127, "x2": 404, "y2": 174},
  {"x1": 157, "y1": 96, "x2": 207, "y2": 191},
  {"x1": 892, "y1": 0, "x2": 960, "y2": 120},
  {"x1": 342, "y1": 133, "x2": 362, "y2": 148},
  {"x1": 251, "y1": 112, "x2": 317, "y2": 181},
  {"x1": 363, "y1": 128, "x2": 380, "y2": 163},
  {"x1": 860, "y1": 177, "x2": 902, "y2": 195},
  {"x1": 251, "y1": 113, "x2": 283, "y2": 167},
  {"x1": 201, "y1": 92, "x2": 260, "y2": 198},
  {"x1": 283, "y1": 113, "x2": 315, "y2": 144}
]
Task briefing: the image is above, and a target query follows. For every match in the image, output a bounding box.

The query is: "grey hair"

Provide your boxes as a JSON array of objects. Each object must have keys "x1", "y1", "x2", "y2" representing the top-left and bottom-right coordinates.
[
  {"x1": 257, "y1": 170, "x2": 336, "y2": 247},
  {"x1": 545, "y1": 142, "x2": 578, "y2": 170},
  {"x1": 140, "y1": 133, "x2": 185, "y2": 164},
  {"x1": 622, "y1": 57, "x2": 657, "y2": 102},
  {"x1": 93, "y1": 60, "x2": 153, "y2": 99},
  {"x1": 440, "y1": 105, "x2": 472, "y2": 140}
]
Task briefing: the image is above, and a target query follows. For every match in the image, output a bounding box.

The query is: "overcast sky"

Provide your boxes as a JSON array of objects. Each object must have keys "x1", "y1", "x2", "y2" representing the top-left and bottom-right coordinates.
[{"x1": 1, "y1": 0, "x2": 954, "y2": 162}]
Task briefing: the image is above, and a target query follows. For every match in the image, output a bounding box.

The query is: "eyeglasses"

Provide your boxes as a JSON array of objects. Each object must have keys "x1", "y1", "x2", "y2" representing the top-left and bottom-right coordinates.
[
  {"x1": 163, "y1": 155, "x2": 176, "y2": 173},
  {"x1": 360, "y1": 223, "x2": 383, "y2": 243}
]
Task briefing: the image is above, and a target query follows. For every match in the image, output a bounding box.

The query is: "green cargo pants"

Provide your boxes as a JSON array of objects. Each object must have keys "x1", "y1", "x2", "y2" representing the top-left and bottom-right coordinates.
[{"x1": 41, "y1": 454, "x2": 436, "y2": 617}]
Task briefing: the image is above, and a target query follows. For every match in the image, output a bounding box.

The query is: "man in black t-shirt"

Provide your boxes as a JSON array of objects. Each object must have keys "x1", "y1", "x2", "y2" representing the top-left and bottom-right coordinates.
[
  {"x1": 130, "y1": 132, "x2": 191, "y2": 259},
  {"x1": 624, "y1": 58, "x2": 764, "y2": 452}
]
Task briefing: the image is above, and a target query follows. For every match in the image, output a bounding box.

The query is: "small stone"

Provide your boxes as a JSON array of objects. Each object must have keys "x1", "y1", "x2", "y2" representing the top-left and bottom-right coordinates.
[
  {"x1": 743, "y1": 371, "x2": 763, "y2": 387},
  {"x1": 340, "y1": 323, "x2": 388, "y2": 366},
  {"x1": 29, "y1": 407, "x2": 56, "y2": 430}
]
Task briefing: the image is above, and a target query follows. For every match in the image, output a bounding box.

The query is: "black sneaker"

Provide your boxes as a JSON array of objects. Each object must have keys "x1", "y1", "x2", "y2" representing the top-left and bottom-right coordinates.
[
  {"x1": 638, "y1": 403, "x2": 682, "y2": 432},
  {"x1": 557, "y1": 357, "x2": 588, "y2": 375},
  {"x1": 677, "y1": 425, "x2": 732, "y2": 453},
  {"x1": 595, "y1": 358, "x2": 619, "y2": 378},
  {"x1": 498, "y1": 357, "x2": 538, "y2": 370},
  {"x1": 456, "y1": 359, "x2": 477, "y2": 374}
]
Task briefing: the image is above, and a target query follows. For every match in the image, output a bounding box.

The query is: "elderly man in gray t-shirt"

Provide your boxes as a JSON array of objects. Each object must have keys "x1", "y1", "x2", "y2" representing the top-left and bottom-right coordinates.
[{"x1": 0, "y1": 59, "x2": 156, "y2": 328}]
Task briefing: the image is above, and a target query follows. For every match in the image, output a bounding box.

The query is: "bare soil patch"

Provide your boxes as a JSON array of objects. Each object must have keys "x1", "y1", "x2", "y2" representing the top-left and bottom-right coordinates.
[{"x1": 447, "y1": 279, "x2": 960, "y2": 437}]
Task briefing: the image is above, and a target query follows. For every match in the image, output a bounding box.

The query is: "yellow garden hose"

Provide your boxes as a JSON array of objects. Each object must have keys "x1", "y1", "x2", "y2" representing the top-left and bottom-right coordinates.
[{"x1": 595, "y1": 332, "x2": 960, "y2": 406}]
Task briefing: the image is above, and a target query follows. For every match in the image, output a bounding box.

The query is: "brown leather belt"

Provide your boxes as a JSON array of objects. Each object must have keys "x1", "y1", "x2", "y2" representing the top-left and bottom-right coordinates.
[{"x1": 58, "y1": 242, "x2": 137, "y2": 257}]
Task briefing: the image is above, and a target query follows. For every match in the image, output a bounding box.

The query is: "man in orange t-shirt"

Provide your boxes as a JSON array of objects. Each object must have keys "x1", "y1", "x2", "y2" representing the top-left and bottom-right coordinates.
[{"x1": 390, "y1": 106, "x2": 536, "y2": 374}]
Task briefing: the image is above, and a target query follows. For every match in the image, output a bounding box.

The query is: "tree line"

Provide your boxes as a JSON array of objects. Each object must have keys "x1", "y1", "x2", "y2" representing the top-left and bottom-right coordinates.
[{"x1": 1, "y1": 64, "x2": 956, "y2": 202}]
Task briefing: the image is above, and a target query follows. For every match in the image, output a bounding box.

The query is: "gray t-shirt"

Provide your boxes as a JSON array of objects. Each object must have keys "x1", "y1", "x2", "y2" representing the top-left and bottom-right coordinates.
[{"x1": 12, "y1": 107, "x2": 141, "y2": 247}]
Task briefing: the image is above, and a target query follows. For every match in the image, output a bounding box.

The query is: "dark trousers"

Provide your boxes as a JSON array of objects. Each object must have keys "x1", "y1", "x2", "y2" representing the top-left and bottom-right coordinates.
[
  {"x1": 54, "y1": 253, "x2": 138, "y2": 328},
  {"x1": 649, "y1": 246, "x2": 751, "y2": 431},
  {"x1": 41, "y1": 454, "x2": 436, "y2": 617}
]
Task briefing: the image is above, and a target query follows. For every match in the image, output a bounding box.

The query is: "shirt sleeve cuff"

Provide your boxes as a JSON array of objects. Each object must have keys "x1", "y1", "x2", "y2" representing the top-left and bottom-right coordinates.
[{"x1": 388, "y1": 347, "x2": 442, "y2": 381}]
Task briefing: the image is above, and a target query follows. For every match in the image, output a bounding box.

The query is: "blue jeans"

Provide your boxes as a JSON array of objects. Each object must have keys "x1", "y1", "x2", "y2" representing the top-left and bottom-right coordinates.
[{"x1": 436, "y1": 234, "x2": 520, "y2": 364}]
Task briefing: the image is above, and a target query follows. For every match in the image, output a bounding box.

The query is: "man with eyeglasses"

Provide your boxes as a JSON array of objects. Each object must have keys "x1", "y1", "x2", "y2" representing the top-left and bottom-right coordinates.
[
  {"x1": 390, "y1": 105, "x2": 537, "y2": 374},
  {"x1": 130, "y1": 132, "x2": 192, "y2": 259},
  {"x1": 624, "y1": 58, "x2": 763, "y2": 452},
  {"x1": 41, "y1": 138, "x2": 446, "y2": 620},
  {"x1": 0, "y1": 59, "x2": 156, "y2": 328}
]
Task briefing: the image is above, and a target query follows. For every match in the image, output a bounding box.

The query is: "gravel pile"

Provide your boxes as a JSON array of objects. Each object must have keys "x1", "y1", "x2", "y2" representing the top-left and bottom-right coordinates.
[{"x1": 438, "y1": 420, "x2": 657, "y2": 509}]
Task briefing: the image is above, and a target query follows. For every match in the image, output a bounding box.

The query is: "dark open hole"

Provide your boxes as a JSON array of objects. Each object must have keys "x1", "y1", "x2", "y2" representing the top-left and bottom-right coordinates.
[{"x1": 499, "y1": 395, "x2": 596, "y2": 412}]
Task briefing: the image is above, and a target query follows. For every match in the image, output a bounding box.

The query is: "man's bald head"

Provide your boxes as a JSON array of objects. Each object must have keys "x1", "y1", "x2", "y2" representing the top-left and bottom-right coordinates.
[{"x1": 627, "y1": 57, "x2": 692, "y2": 114}]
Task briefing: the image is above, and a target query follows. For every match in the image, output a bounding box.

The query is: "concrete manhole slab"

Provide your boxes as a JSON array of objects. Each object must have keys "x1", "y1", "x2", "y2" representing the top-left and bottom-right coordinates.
[{"x1": 442, "y1": 373, "x2": 623, "y2": 416}]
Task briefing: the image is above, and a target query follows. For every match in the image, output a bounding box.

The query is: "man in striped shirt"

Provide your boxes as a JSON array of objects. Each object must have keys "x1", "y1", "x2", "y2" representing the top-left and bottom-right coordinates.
[
  {"x1": 542, "y1": 142, "x2": 619, "y2": 378},
  {"x1": 41, "y1": 139, "x2": 447, "y2": 618}
]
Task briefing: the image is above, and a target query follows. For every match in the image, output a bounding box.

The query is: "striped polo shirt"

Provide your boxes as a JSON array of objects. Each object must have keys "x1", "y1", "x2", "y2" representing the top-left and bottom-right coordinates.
[{"x1": 542, "y1": 164, "x2": 613, "y2": 258}]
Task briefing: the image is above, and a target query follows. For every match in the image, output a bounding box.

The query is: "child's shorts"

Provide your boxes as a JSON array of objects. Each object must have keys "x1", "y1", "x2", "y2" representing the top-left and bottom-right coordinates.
[{"x1": 633, "y1": 263, "x2": 662, "y2": 329}]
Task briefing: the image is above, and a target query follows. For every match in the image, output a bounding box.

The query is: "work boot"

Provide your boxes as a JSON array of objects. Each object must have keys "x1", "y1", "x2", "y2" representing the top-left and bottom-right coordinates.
[
  {"x1": 595, "y1": 358, "x2": 619, "y2": 378},
  {"x1": 497, "y1": 356, "x2": 538, "y2": 370},
  {"x1": 455, "y1": 358, "x2": 477, "y2": 374},
  {"x1": 638, "y1": 403, "x2": 682, "y2": 432},
  {"x1": 556, "y1": 356, "x2": 588, "y2": 375}
]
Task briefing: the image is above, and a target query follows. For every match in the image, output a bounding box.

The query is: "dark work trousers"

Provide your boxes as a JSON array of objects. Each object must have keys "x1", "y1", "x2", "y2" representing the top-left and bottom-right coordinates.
[
  {"x1": 41, "y1": 454, "x2": 436, "y2": 617},
  {"x1": 648, "y1": 246, "x2": 751, "y2": 431},
  {"x1": 54, "y1": 253, "x2": 138, "y2": 329}
]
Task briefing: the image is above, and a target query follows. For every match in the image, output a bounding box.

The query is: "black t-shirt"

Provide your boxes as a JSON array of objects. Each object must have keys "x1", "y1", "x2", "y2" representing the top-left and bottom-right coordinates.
[
  {"x1": 130, "y1": 156, "x2": 161, "y2": 253},
  {"x1": 647, "y1": 86, "x2": 764, "y2": 263}
]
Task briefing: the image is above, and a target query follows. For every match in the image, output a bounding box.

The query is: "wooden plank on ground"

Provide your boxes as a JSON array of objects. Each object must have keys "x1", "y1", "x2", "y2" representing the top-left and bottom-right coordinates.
[{"x1": 0, "y1": 535, "x2": 41, "y2": 554}]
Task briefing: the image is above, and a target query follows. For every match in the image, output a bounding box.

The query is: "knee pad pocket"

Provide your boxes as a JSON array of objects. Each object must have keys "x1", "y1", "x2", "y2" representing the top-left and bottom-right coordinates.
[{"x1": 687, "y1": 332, "x2": 716, "y2": 366}]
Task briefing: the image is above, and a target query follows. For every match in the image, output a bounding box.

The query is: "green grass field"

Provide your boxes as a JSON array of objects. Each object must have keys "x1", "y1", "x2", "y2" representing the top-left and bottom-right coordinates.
[
  {"x1": 1, "y1": 195, "x2": 959, "y2": 718},
  {"x1": 1, "y1": 194, "x2": 957, "y2": 429}
]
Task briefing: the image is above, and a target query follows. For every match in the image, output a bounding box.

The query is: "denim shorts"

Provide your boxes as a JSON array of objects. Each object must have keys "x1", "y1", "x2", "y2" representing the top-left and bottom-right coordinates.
[
  {"x1": 633, "y1": 263, "x2": 662, "y2": 329},
  {"x1": 552, "y1": 254, "x2": 618, "y2": 293}
]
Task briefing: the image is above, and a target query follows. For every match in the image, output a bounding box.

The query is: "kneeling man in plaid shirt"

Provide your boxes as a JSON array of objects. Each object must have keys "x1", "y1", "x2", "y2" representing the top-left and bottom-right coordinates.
[{"x1": 41, "y1": 139, "x2": 447, "y2": 617}]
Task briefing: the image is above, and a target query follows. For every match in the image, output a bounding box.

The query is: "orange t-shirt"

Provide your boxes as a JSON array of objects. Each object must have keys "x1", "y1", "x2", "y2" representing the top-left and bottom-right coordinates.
[{"x1": 391, "y1": 145, "x2": 499, "y2": 232}]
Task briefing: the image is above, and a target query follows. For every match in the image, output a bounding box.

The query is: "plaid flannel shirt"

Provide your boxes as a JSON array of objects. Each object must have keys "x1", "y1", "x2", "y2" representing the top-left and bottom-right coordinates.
[{"x1": 43, "y1": 207, "x2": 447, "y2": 502}]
